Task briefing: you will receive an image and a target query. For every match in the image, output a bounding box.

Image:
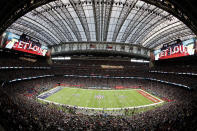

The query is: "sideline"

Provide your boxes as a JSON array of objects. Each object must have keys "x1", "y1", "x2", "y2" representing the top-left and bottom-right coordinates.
[{"x1": 38, "y1": 98, "x2": 164, "y2": 110}]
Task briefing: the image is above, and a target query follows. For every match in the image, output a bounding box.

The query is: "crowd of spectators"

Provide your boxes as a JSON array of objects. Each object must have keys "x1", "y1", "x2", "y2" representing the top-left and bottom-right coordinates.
[
  {"x1": 1, "y1": 57, "x2": 196, "y2": 85},
  {"x1": 0, "y1": 76, "x2": 197, "y2": 130},
  {"x1": 1, "y1": 66, "x2": 196, "y2": 88},
  {"x1": 0, "y1": 58, "x2": 148, "y2": 81},
  {"x1": 152, "y1": 65, "x2": 197, "y2": 73},
  {"x1": 0, "y1": 58, "x2": 197, "y2": 130}
]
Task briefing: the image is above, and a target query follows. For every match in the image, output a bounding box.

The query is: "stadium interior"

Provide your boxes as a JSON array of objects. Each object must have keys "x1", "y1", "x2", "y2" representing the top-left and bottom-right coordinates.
[{"x1": 0, "y1": 0, "x2": 197, "y2": 130}]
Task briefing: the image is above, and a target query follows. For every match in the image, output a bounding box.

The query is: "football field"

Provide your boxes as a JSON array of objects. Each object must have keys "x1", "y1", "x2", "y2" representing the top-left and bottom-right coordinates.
[{"x1": 39, "y1": 87, "x2": 163, "y2": 110}]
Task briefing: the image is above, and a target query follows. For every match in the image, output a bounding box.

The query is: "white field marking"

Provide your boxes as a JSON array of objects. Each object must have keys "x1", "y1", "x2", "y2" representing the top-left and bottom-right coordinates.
[
  {"x1": 37, "y1": 88, "x2": 164, "y2": 110},
  {"x1": 38, "y1": 98, "x2": 164, "y2": 110}
]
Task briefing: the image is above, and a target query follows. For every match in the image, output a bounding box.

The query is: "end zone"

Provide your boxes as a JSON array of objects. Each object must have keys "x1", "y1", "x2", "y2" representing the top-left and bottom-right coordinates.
[{"x1": 136, "y1": 89, "x2": 163, "y2": 103}]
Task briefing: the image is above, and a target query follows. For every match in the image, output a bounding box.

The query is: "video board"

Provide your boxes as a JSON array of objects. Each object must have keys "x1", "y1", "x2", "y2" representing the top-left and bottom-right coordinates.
[
  {"x1": 154, "y1": 38, "x2": 196, "y2": 60},
  {"x1": 0, "y1": 32, "x2": 48, "y2": 56}
]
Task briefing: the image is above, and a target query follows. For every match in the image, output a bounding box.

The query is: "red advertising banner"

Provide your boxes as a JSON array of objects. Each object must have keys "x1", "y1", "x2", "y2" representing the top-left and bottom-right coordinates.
[
  {"x1": 158, "y1": 44, "x2": 189, "y2": 60},
  {"x1": 154, "y1": 38, "x2": 195, "y2": 60},
  {"x1": 106, "y1": 45, "x2": 113, "y2": 49},
  {"x1": 1, "y1": 32, "x2": 48, "y2": 56},
  {"x1": 89, "y1": 44, "x2": 96, "y2": 48},
  {"x1": 5, "y1": 40, "x2": 48, "y2": 56}
]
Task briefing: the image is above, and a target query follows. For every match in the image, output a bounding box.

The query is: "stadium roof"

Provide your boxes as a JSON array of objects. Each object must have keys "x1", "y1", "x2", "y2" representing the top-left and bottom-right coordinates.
[{"x1": 1, "y1": 0, "x2": 197, "y2": 49}]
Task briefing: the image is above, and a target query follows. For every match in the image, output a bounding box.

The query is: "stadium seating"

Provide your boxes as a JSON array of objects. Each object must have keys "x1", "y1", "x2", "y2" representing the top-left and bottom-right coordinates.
[{"x1": 0, "y1": 58, "x2": 197, "y2": 130}]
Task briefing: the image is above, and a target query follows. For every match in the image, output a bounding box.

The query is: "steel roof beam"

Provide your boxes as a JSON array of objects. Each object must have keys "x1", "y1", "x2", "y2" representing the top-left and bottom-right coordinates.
[
  {"x1": 56, "y1": 1, "x2": 81, "y2": 41},
  {"x1": 7, "y1": 26, "x2": 52, "y2": 45},
  {"x1": 124, "y1": 3, "x2": 151, "y2": 43},
  {"x1": 112, "y1": 0, "x2": 138, "y2": 42},
  {"x1": 137, "y1": 14, "x2": 171, "y2": 45},
  {"x1": 120, "y1": 2, "x2": 146, "y2": 42},
  {"x1": 21, "y1": 16, "x2": 60, "y2": 44},
  {"x1": 58, "y1": 1, "x2": 82, "y2": 41},
  {"x1": 129, "y1": 7, "x2": 158, "y2": 43},
  {"x1": 40, "y1": 5, "x2": 69, "y2": 41},
  {"x1": 92, "y1": 0, "x2": 101, "y2": 41},
  {"x1": 70, "y1": 0, "x2": 91, "y2": 41},
  {"x1": 148, "y1": 27, "x2": 191, "y2": 48},
  {"x1": 11, "y1": 22, "x2": 54, "y2": 45},
  {"x1": 103, "y1": 0, "x2": 114, "y2": 41},
  {"x1": 150, "y1": 31, "x2": 194, "y2": 49},
  {"x1": 32, "y1": 10, "x2": 65, "y2": 43},
  {"x1": 47, "y1": 2, "x2": 74, "y2": 41}
]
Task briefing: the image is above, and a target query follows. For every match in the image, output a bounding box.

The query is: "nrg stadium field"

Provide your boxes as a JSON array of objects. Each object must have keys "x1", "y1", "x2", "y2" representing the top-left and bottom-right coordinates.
[{"x1": 38, "y1": 86, "x2": 163, "y2": 110}]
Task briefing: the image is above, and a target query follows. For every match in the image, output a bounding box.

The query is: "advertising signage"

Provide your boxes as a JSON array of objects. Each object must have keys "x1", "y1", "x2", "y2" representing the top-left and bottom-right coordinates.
[
  {"x1": 0, "y1": 32, "x2": 48, "y2": 56},
  {"x1": 154, "y1": 38, "x2": 196, "y2": 60}
]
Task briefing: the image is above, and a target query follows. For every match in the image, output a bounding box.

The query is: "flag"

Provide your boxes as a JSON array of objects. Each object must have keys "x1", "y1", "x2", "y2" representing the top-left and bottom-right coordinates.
[
  {"x1": 106, "y1": 45, "x2": 112, "y2": 49},
  {"x1": 90, "y1": 44, "x2": 96, "y2": 48},
  {"x1": 121, "y1": 45, "x2": 125, "y2": 50}
]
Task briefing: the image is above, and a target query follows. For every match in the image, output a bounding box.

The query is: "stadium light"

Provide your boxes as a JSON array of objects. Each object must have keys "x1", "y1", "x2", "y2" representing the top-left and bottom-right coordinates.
[
  {"x1": 52, "y1": 57, "x2": 71, "y2": 60},
  {"x1": 130, "y1": 59, "x2": 149, "y2": 63}
]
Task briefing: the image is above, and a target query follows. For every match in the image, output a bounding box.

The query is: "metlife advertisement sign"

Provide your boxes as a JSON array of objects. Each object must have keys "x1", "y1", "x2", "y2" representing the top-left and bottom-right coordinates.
[
  {"x1": 154, "y1": 38, "x2": 195, "y2": 60},
  {"x1": 0, "y1": 32, "x2": 48, "y2": 56}
]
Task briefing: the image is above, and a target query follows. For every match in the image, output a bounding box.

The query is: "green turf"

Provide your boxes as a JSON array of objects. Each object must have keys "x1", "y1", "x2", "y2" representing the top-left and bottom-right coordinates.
[{"x1": 45, "y1": 87, "x2": 155, "y2": 109}]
